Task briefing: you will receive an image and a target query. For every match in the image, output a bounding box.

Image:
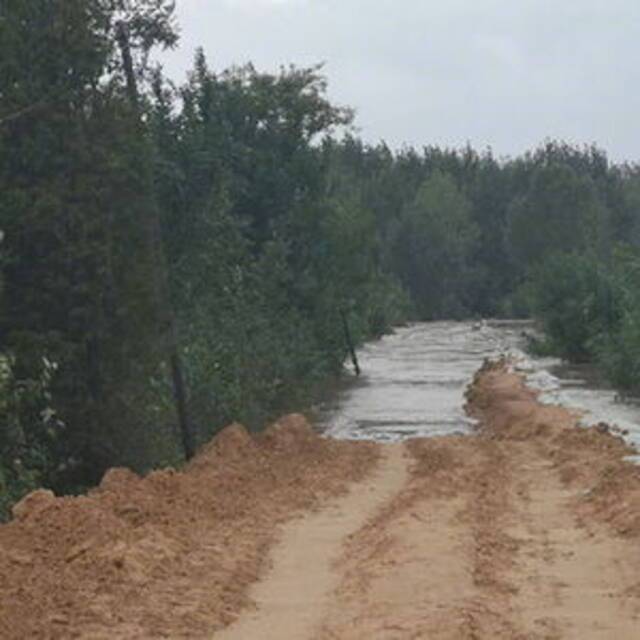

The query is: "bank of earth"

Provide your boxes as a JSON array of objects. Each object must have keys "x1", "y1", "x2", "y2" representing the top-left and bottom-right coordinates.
[{"x1": 1, "y1": 361, "x2": 639, "y2": 638}]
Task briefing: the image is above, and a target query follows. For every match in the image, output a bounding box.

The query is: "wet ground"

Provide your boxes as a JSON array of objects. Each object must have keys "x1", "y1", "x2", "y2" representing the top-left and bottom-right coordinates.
[
  {"x1": 519, "y1": 356, "x2": 640, "y2": 452},
  {"x1": 316, "y1": 321, "x2": 520, "y2": 441},
  {"x1": 316, "y1": 320, "x2": 640, "y2": 452},
  {"x1": 4, "y1": 327, "x2": 640, "y2": 638},
  {"x1": 219, "y1": 363, "x2": 640, "y2": 639}
]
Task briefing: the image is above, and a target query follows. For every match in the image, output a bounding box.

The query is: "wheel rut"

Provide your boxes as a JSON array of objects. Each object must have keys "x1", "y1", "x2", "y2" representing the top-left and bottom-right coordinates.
[{"x1": 215, "y1": 444, "x2": 410, "y2": 640}]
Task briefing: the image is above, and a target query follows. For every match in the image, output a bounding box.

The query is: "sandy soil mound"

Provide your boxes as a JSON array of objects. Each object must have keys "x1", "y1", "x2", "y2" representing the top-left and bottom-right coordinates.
[
  {"x1": 467, "y1": 361, "x2": 640, "y2": 538},
  {"x1": 3, "y1": 363, "x2": 640, "y2": 639},
  {"x1": 315, "y1": 361, "x2": 640, "y2": 639},
  {"x1": 0, "y1": 415, "x2": 378, "y2": 639}
]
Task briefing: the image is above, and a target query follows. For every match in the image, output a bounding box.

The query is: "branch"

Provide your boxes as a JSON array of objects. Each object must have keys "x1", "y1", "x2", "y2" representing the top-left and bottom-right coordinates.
[{"x1": 0, "y1": 101, "x2": 46, "y2": 127}]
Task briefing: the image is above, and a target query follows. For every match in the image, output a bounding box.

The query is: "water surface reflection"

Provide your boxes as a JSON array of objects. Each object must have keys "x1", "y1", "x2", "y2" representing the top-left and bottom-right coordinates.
[
  {"x1": 316, "y1": 321, "x2": 640, "y2": 453},
  {"x1": 316, "y1": 321, "x2": 523, "y2": 441}
]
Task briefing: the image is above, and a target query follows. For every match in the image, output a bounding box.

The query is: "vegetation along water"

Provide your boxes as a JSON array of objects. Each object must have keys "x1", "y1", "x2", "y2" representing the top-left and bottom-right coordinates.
[{"x1": 2, "y1": 1, "x2": 640, "y2": 519}]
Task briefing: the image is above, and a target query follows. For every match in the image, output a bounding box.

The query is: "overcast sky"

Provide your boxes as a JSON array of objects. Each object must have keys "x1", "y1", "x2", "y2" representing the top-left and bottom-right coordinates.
[{"x1": 159, "y1": 1, "x2": 640, "y2": 162}]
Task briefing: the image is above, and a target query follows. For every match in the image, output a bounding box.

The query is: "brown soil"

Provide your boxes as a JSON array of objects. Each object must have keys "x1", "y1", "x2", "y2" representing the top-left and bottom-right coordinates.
[
  {"x1": 0, "y1": 415, "x2": 378, "y2": 639},
  {"x1": 2, "y1": 363, "x2": 640, "y2": 638},
  {"x1": 215, "y1": 443, "x2": 409, "y2": 640},
  {"x1": 312, "y1": 363, "x2": 640, "y2": 639}
]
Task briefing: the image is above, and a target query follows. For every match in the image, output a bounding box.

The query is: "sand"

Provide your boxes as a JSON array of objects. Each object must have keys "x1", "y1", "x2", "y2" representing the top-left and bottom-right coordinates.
[{"x1": 2, "y1": 363, "x2": 640, "y2": 638}]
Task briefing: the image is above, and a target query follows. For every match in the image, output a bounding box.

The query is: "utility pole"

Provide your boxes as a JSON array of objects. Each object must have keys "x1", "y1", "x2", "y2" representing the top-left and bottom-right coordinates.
[
  {"x1": 340, "y1": 309, "x2": 361, "y2": 376},
  {"x1": 115, "y1": 20, "x2": 196, "y2": 460}
]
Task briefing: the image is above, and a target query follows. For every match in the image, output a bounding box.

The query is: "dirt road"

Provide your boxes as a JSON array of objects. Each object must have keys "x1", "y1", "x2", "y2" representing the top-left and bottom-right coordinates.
[
  {"x1": 218, "y1": 362, "x2": 640, "y2": 640},
  {"x1": 216, "y1": 445, "x2": 409, "y2": 640},
  {"x1": 1, "y1": 362, "x2": 640, "y2": 638}
]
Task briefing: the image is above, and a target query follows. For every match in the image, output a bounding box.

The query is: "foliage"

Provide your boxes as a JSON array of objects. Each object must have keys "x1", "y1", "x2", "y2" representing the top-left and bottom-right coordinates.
[
  {"x1": 0, "y1": 354, "x2": 62, "y2": 520},
  {"x1": 506, "y1": 164, "x2": 610, "y2": 273},
  {"x1": 4, "y1": 2, "x2": 640, "y2": 519},
  {"x1": 525, "y1": 244, "x2": 640, "y2": 391},
  {"x1": 390, "y1": 172, "x2": 479, "y2": 319},
  {"x1": 588, "y1": 247, "x2": 640, "y2": 391},
  {"x1": 525, "y1": 253, "x2": 617, "y2": 361}
]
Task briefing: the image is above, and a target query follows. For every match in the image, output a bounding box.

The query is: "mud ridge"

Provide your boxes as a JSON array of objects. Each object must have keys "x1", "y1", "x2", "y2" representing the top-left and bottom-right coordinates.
[
  {"x1": 2, "y1": 363, "x2": 640, "y2": 638},
  {"x1": 0, "y1": 415, "x2": 378, "y2": 639}
]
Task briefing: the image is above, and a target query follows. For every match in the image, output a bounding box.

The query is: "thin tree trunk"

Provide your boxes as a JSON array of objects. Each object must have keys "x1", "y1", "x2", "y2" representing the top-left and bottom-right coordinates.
[
  {"x1": 171, "y1": 347, "x2": 195, "y2": 459},
  {"x1": 116, "y1": 21, "x2": 196, "y2": 460},
  {"x1": 115, "y1": 23, "x2": 139, "y2": 111},
  {"x1": 0, "y1": 101, "x2": 45, "y2": 127}
]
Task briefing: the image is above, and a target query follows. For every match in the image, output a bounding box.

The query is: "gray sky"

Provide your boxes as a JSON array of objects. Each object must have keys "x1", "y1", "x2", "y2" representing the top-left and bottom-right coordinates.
[{"x1": 160, "y1": 1, "x2": 640, "y2": 162}]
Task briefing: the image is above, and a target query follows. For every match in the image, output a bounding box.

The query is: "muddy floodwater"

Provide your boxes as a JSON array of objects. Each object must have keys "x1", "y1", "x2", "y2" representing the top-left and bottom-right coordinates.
[
  {"x1": 316, "y1": 320, "x2": 523, "y2": 441},
  {"x1": 316, "y1": 320, "x2": 640, "y2": 452}
]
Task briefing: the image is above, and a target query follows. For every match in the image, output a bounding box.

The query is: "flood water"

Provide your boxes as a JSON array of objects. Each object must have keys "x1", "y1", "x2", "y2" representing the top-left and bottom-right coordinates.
[
  {"x1": 315, "y1": 321, "x2": 640, "y2": 453},
  {"x1": 315, "y1": 321, "x2": 523, "y2": 441}
]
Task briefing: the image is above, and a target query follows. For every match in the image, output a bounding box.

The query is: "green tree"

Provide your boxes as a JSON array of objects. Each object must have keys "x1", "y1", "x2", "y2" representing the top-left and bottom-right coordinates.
[
  {"x1": 391, "y1": 172, "x2": 478, "y2": 319},
  {"x1": 507, "y1": 163, "x2": 611, "y2": 276},
  {"x1": 527, "y1": 252, "x2": 617, "y2": 360},
  {"x1": 0, "y1": 0, "x2": 182, "y2": 493}
]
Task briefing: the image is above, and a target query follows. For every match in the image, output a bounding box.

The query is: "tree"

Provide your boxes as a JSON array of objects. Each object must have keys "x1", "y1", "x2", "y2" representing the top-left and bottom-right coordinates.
[
  {"x1": 0, "y1": 0, "x2": 185, "y2": 491},
  {"x1": 507, "y1": 163, "x2": 611, "y2": 277},
  {"x1": 391, "y1": 172, "x2": 478, "y2": 319}
]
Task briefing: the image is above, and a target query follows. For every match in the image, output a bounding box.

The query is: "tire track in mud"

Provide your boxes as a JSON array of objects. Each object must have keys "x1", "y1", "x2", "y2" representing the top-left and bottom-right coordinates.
[
  {"x1": 466, "y1": 363, "x2": 640, "y2": 639},
  {"x1": 215, "y1": 444, "x2": 410, "y2": 640},
  {"x1": 0, "y1": 416, "x2": 380, "y2": 640},
  {"x1": 506, "y1": 443, "x2": 640, "y2": 639},
  {"x1": 314, "y1": 436, "x2": 522, "y2": 639},
  {"x1": 310, "y1": 363, "x2": 640, "y2": 639},
  {"x1": 3, "y1": 363, "x2": 640, "y2": 639}
]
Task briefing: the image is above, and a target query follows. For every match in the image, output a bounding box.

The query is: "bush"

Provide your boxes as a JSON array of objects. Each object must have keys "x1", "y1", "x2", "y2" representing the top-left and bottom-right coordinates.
[
  {"x1": 0, "y1": 354, "x2": 62, "y2": 520},
  {"x1": 527, "y1": 252, "x2": 618, "y2": 361}
]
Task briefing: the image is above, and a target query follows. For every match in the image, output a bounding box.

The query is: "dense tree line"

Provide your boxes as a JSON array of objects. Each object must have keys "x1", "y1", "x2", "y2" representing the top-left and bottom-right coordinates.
[
  {"x1": 2, "y1": 1, "x2": 640, "y2": 517},
  {"x1": 0, "y1": 0, "x2": 408, "y2": 516}
]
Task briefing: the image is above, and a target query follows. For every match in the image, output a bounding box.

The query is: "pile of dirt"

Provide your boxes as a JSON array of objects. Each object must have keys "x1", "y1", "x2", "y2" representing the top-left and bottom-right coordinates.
[
  {"x1": 4, "y1": 362, "x2": 640, "y2": 639},
  {"x1": 314, "y1": 362, "x2": 640, "y2": 639},
  {"x1": 0, "y1": 414, "x2": 378, "y2": 639},
  {"x1": 466, "y1": 361, "x2": 640, "y2": 538},
  {"x1": 577, "y1": 458, "x2": 640, "y2": 536}
]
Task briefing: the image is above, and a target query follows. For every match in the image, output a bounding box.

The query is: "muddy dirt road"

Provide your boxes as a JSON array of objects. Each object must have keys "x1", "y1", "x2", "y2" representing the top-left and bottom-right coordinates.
[
  {"x1": 218, "y1": 363, "x2": 640, "y2": 640},
  {"x1": 1, "y1": 363, "x2": 640, "y2": 639}
]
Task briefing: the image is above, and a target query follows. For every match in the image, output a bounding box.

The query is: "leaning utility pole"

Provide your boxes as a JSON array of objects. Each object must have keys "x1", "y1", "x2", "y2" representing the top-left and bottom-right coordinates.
[
  {"x1": 115, "y1": 21, "x2": 196, "y2": 460},
  {"x1": 340, "y1": 309, "x2": 361, "y2": 376}
]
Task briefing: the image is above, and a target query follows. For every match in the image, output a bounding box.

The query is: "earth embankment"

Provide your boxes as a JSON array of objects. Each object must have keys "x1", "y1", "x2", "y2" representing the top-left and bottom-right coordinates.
[
  {"x1": 1, "y1": 362, "x2": 640, "y2": 638},
  {"x1": 0, "y1": 415, "x2": 378, "y2": 639}
]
